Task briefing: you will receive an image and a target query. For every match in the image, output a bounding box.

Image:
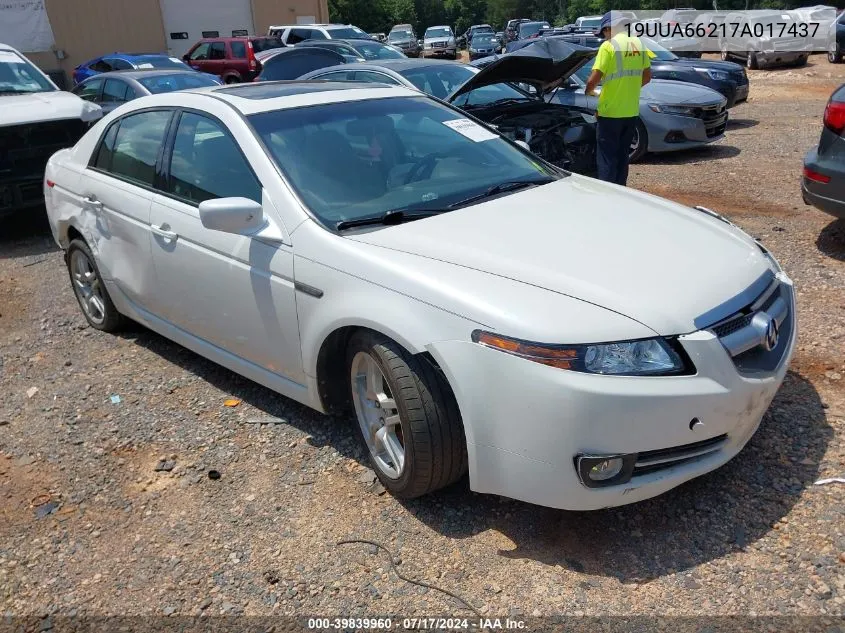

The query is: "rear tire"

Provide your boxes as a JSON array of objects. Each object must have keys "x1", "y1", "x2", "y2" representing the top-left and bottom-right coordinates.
[
  {"x1": 746, "y1": 50, "x2": 759, "y2": 70},
  {"x1": 66, "y1": 239, "x2": 124, "y2": 332},
  {"x1": 829, "y1": 41, "x2": 842, "y2": 64},
  {"x1": 720, "y1": 43, "x2": 730, "y2": 61},
  {"x1": 794, "y1": 55, "x2": 808, "y2": 67},
  {"x1": 346, "y1": 331, "x2": 467, "y2": 499},
  {"x1": 629, "y1": 119, "x2": 648, "y2": 163}
]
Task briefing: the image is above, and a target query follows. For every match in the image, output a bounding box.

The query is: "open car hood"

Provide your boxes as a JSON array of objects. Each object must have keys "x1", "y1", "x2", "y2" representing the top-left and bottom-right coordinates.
[{"x1": 448, "y1": 38, "x2": 596, "y2": 101}]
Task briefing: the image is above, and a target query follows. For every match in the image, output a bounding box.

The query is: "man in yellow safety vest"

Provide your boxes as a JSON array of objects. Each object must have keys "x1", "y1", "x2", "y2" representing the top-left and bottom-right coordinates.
[{"x1": 585, "y1": 12, "x2": 652, "y2": 186}]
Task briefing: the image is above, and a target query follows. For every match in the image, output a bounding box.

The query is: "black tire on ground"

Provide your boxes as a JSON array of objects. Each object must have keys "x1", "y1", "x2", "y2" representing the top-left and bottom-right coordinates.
[
  {"x1": 224, "y1": 76, "x2": 239, "y2": 84},
  {"x1": 747, "y1": 50, "x2": 759, "y2": 70},
  {"x1": 629, "y1": 119, "x2": 648, "y2": 163},
  {"x1": 66, "y1": 238, "x2": 125, "y2": 332},
  {"x1": 794, "y1": 55, "x2": 808, "y2": 67},
  {"x1": 720, "y1": 44, "x2": 730, "y2": 61},
  {"x1": 829, "y1": 42, "x2": 842, "y2": 64},
  {"x1": 346, "y1": 330, "x2": 468, "y2": 499}
]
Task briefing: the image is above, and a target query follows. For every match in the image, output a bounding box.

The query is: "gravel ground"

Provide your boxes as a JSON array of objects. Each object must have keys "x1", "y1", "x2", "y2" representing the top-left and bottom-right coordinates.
[{"x1": 1, "y1": 56, "x2": 845, "y2": 621}]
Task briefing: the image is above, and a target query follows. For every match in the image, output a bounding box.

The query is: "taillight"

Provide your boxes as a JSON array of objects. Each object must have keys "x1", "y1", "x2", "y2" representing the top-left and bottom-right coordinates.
[
  {"x1": 803, "y1": 167, "x2": 831, "y2": 184},
  {"x1": 824, "y1": 100, "x2": 845, "y2": 135},
  {"x1": 46, "y1": 180, "x2": 55, "y2": 188},
  {"x1": 247, "y1": 40, "x2": 257, "y2": 71}
]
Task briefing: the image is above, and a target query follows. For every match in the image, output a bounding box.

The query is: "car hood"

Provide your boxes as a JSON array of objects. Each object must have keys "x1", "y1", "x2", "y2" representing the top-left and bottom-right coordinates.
[
  {"x1": 641, "y1": 79, "x2": 727, "y2": 105},
  {"x1": 0, "y1": 91, "x2": 99, "y2": 126},
  {"x1": 449, "y1": 38, "x2": 595, "y2": 101},
  {"x1": 348, "y1": 176, "x2": 771, "y2": 335},
  {"x1": 653, "y1": 57, "x2": 745, "y2": 74}
]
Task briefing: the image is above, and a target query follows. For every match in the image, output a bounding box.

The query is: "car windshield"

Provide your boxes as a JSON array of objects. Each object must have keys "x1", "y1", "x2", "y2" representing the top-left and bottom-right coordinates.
[
  {"x1": 388, "y1": 31, "x2": 413, "y2": 41},
  {"x1": 139, "y1": 72, "x2": 221, "y2": 93},
  {"x1": 578, "y1": 18, "x2": 602, "y2": 27},
  {"x1": 640, "y1": 38, "x2": 678, "y2": 60},
  {"x1": 473, "y1": 34, "x2": 499, "y2": 46},
  {"x1": 248, "y1": 97, "x2": 557, "y2": 227},
  {"x1": 751, "y1": 14, "x2": 794, "y2": 26},
  {"x1": 520, "y1": 22, "x2": 549, "y2": 37},
  {"x1": 329, "y1": 26, "x2": 369, "y2": 39},
  {"x1": 0, "y1": 49, "x2": 54, "y2": 93},
  {"x1": 251, "y1": 38, "x2": 285, "y2": 53},
  {"x1": 354, "y1": 41, "x2": 406, "y2": 60},
  {"x1": 133, "y1": 55, "x2": 190, "y2": 70},
  {"x1": 425, "y1": 27, "x2": 452, "y2": 38},
  {"x1": 398, "y1": 64, "x2": 498, "y2": 100}
]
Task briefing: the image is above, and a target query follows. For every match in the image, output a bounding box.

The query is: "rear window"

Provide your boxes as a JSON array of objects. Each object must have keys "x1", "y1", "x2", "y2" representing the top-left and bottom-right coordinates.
[
  {"x1": 519, "y1": 22, "x2": 548, "y2": 37},
  {"x1": 231, "y1": 41, "x2": 247, "y2": 58},
  {"x1": 138, "y1": 72, "x2": 221, "y2": 93},
  {"x1": 251, "y1": 37, "x2": 284, "y2": 53},
  {"x1": 328, "y1": 26, "x2": 369, "y2": 39},
  {"x1": 133, "y1": 55, "x2": 189, "y2": 70}
]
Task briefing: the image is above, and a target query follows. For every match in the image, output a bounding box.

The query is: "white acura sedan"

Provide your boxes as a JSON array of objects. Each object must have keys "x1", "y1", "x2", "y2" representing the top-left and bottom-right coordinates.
[{"x1": 44, "y1": 81, "x2": 796, "y2": 510}]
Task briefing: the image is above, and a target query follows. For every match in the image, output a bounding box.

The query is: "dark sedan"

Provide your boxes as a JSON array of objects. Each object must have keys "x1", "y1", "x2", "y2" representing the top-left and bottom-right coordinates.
[
  {"x1": 71, "y1": 69, "x2": 221, "y2": 115},
  {"x1": 644, "y1": 38, "x2": 749, "y2": 108},
  {"x1": 803, "y1": 83, "x2": 845, "y2": 220}
]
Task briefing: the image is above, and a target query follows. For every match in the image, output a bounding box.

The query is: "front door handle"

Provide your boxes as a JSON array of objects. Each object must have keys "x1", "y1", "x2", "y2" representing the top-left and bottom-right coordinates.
[
  {"x1": 151, "y1": 224, "x2": 178, "y2": 242},
  {"x1": 82, "y1": 195, "x2": 103, "y2": 210}
]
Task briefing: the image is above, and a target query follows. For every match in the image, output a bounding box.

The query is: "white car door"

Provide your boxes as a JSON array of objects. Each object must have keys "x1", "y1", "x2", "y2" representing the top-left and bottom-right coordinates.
[
  {"x1": 80, "y1": 109, "x2": 173, "y2": 310},
  {"x1": 148, "y1": 109, "x2": 304, "y2": 385}
]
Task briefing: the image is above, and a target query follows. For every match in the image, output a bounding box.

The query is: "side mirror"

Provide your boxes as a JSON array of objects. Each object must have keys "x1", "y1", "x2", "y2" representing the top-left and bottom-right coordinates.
[
  {"x1": 182, "y1": 54, "x2": 190, "y2": 62},
  {"x1": 80, "y1": 102, "x2": 103, "y2": 123},
  {"x1": 199, "y1": 197, "x2": 265, "y2": 234},
  {"x1": 515, "y1": 140, "x2": 531, "y2": 151}
]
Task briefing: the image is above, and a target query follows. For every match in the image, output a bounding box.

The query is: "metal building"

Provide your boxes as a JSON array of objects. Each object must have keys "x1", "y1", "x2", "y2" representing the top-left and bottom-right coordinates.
[{"x1": 3, "y1": 0, "x2": 329, "y2": 86}]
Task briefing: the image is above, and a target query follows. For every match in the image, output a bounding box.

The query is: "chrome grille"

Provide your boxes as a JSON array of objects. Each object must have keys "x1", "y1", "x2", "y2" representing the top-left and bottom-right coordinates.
[{"x1": 633, "y1": 434, "x2": 728, "y2": 476}]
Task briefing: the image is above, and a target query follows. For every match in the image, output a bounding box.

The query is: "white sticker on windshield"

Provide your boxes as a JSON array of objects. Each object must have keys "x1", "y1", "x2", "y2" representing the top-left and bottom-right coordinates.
[
  {"x1": 170, "y1": 57, "x2": 182, "y2": 64},
  {"x1": 137, "y1": 63, "x2": 154, "y2": 69},
  {"x1": 442, "y1": 118, "x2": 498, "y2": 142}
]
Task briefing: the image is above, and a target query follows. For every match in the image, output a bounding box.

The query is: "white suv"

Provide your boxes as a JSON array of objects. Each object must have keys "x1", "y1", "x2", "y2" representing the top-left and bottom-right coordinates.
[{"x1": 267, "y1": 23, "x2": 369, "y2": 45}]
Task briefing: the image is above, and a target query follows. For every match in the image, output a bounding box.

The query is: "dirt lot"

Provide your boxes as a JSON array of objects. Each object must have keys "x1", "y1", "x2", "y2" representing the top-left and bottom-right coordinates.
[{"x1": 1, "y1": 55, "x2": 845, "y2": 621}]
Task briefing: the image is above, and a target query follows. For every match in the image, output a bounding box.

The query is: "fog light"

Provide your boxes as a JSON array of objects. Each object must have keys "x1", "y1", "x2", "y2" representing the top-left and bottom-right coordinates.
[
  {"x1": 589, "y1": 458, "x2": 623, "y2": 481},
  {"x1": 575, "y1": 454, "x2": 637, "y2": 488}
]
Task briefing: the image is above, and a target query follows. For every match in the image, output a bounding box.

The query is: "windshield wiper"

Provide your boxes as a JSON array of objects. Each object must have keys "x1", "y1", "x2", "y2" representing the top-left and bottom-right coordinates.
[
  {"x1": 336, "y1": 208, "x2": 447, "y2": 231},
  {"x1": 446, "y1": 177, "x2": 555, "y2": 209}
]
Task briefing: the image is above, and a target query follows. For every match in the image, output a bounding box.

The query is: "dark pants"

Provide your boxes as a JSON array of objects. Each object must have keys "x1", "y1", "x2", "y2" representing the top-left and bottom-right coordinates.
[{"x1": 596, "y1": 116, "x2": 638, "y2": 186}]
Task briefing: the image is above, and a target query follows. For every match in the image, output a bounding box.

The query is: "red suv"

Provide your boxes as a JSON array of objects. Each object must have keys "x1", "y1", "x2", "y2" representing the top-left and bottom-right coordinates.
[{"x1": 183, "y1": 36, "x2": 284, "y2": 83}]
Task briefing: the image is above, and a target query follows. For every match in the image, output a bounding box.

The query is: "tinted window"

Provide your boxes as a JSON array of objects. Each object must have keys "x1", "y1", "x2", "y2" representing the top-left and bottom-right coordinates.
[
  {"x1": 93, "y1": 122, "x2": 120, "y2": 170},
  {"x1": 325, "y1": 27, "x2": 366, "y2": 39},
  {"x1": 313, "y1": 71, "x2": 353, "y2": 81},
  {"x1": 425, "y1": 27, "x2": 452, "y2": 38},
  {"x1": 102, "y1": 78, "x2": 129, "y2": 103},
  {"x1": 353, "y1": 70, "x2": 400, "y2": 84},
  {"x1": 209, "y1": 42, "x2": 226, "y2": 60},
  {"x1": 248, "y1": 97, "x2": 557, "y2": 226},
  {"x1": 74, "y1": 78, "x2": 103, "y2": 101},
  {"x1": 230, "y1": 41, "x2": 247, "y2": 58},
  {"x1": 108, "y1": 58, "x2": 133, "y2": 70},
  {"x1": 168, "y1": 112, "x2": 261, "y2": 204},
  {"x1": 251, "y1": 37, "x2": 284, "y2": 52},
  {"x1": 106, "y1": 110, "x2": 172, "y2": 186},
  {"x1": 288, "y1": 28, "x2": 313, "y2": 44},
  {"x1": 190, "y1": 43, "x2": 210, "y2": 60},
  {"x1": 90, "y1": 59, "x2": 113, "y2": 72},
  {"x1": 261, "y1": 49, "x2": 344, "y2": 80},
  {"x1": 138, "y1": 72, "x2": 221, "y2": 93}
]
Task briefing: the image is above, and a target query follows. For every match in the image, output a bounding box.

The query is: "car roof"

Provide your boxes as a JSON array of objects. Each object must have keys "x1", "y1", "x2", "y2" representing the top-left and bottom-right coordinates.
[
  {"x1": 425, "y1": 25, "x2": 452, "y2": 29},
  {"x1": 84, "y1": 69, "x2": 199, "y2": 80},
  {"x1": 156, "y1": 81, "x2": 420, "y2": 115},
  {"x1": 332, "y1": 58, "x2": 460, "y2": 73}
]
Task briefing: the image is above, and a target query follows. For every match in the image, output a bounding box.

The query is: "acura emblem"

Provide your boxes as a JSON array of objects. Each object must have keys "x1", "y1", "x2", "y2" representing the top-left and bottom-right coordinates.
[{"x1": 764, "y1": 318, "x2": 780, "y2": 351}]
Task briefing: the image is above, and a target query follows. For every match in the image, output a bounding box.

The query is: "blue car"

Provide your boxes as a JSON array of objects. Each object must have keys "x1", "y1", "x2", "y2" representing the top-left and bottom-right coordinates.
[{"x1": 72, "y1": 53, "x2": 195, "y2": 85}]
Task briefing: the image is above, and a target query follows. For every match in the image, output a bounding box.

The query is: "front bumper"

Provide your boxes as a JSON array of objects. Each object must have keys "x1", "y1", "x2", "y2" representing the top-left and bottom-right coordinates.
[
  {"x1": 469, "y1": 50, "x2": 498, "y2": 60},
  {"x1": 646, "y1": 108, "x2": 727, "y2": 153},
  {"x1": 423, "y1": 45, "x2": 456, "y2": 57},
  {"x1": 428, "y1": 276, "x2": 796, "y2": 510},
  {"x1": 757, "y1": 51, "x2": 807, "y2": 67},
  {"x1": 0, "y1": 177, "x2": 44, "y2": 217}
]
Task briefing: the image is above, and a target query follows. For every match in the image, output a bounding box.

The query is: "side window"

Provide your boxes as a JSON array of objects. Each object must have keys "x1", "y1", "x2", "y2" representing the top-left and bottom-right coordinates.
[
  {"x1": 74, "y1": 78, "x2": 103, "y2": 102},
  {"x1": 230, "y1": 41, "x2": 247, "y2": 58},
  {"x1": 189, "y1": 43, "x2": 210, "y2": 60},
  {"x1": 93, "y1": 121, "x2": 120, "y2": 170},
  {"x1": 209, "y1": 42, "x2": 227, "y2": 60},
  {"x1": 109, "y1": 58, "x2": 133, "y2": 70},
  {"x1": 353, "y1": 71, "x2": 400, "y2": 85},
  {"x1": 314, "y1": 71, "x2": 354, "y2": 81},
  {"x1": 104, "y1": 110, "x2": 172, "y2": 187},
  {"x1": 167, "y1": 112, "x2": 261, "y2": 204},
  {"x1": 90, "y1": 59, "x2": 113, "y2": 72},
  {"x1": 102, "y1": 79, "x2": 129, "y2": 103},
  {"x1": 287, "y1": 28, "x2": 311, "y2": 44},
  {"x1": 309, "y1": 29, "x2": 327, "y2": 40}
]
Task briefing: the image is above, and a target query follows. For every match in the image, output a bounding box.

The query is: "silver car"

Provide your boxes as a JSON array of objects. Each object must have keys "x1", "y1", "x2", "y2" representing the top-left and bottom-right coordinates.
[
  {"x1": 555, "y1": 64, "x2": 728, "y2": 161},
  {"x1": 422, "y1": 25, "x2": 457, "y2": 59}
]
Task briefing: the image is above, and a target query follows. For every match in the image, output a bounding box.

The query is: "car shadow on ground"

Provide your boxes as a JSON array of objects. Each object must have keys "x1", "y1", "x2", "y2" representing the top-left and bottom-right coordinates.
[
  {"x1": 0, "y1": 210, "x2": 59, "y2": 260},
  {"x1": 641, "y1": 144, "x2": 740, "y2": 165},
  {"x1": 401, "y1": 370, "x2": 831, "y2": 582},
  {"x1": 816, "y1": 218, "x2": 845, "y2": 261},
  {"x1": 120, "y1": 326, "x2": 830, "y2": 583},
  {"x1": 726, "y1": 118, "x2": 759, "y2": 130}
]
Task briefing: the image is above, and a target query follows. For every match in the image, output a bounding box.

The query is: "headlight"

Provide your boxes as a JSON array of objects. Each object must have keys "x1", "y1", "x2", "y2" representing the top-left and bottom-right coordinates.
[
  {"x1": 695, "y1": 68, "x2": 729, "y2": 81},
  {"x1": 472, "y1": 331, "x2": 689, "y2": 376},
  {"x1": 648, "y1": 103, "x2": 696, "y2": 116}
]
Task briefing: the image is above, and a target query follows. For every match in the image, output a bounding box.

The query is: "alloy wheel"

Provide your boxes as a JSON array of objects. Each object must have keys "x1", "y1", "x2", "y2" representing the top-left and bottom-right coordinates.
[
  {"x1": 350, "y1": 351, "x2": 405, "y2": 479},
  {"x1": 630, "y1": 127, "x2": 640, "y2": 156},
  {"x1": 70, "y1": 249, "x2": 106, "y2": 325}
]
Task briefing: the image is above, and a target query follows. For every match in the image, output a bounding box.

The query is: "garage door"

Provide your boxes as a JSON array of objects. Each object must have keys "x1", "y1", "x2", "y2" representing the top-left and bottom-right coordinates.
[{"x1": 159, "y1": 0, "x2": 255, "y2": 58}]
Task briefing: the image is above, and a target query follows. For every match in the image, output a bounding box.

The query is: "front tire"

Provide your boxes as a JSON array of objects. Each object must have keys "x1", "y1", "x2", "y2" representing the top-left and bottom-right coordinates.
[
  {"x1": 829, "y1": 40, "x2": 842, "y2": 64},
  {"x1": 629, "y1": 119, "x2": 648, "y2": 163},
  {"x1": 720, "y1": 43, "x2": 730, "y2": 61},
  {"x1": 66, "y1": 239, "x2": 124, "y2": 332},
  {"x1": 347, "y1": 331, "x2": 467, "y2": 498},
  {"x1": 747, "y1": 50, "x2": 759, "y2": 70}
]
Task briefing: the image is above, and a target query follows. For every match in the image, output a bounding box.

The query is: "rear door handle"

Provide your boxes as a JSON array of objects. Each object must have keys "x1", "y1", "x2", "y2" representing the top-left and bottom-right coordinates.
[
  {"x1": 151, "y1": 224, "x2": 178, "y2": 242},
  {"x1": 82, "y1": 195, "x2": 103, "y2": 210}
]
